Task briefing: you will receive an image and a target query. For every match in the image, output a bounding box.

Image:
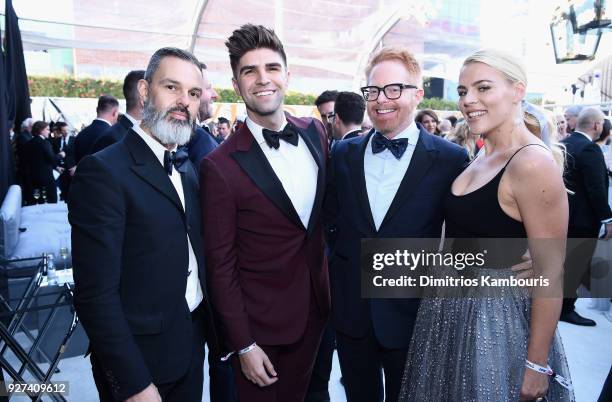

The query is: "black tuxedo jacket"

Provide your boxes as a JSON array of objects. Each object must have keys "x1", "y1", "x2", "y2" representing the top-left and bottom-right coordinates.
[
  {"x1": 52, "y1": 136, "x2": 75, "y2": 168},
  {"x1": 325, "y1": 127, "x2": 468, "y2": 348},
  {"x1": 74, "y1": 119, "x2": 111, "y2": 164},
  {"x1": 342, "y1": 129, "x2": 361, "y2": 140},
  {"x1": 562, "y1": 131, "x2": 612, "y2": 236},
  {"x1": 186, "y1": 125, "x2": 218, "y2": 174},
  {"x1": 69, "y1": 130, "x2": 218, "y2": 400},
  {"x1": 25, "y1": 135, "x2": 60, "y2": 189},
  {"x1": 92, "y1": 114, "x2": 133, "y2": 153}
]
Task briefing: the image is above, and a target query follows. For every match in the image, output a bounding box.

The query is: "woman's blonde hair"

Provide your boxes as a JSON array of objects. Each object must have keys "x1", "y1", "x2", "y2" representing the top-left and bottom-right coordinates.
[
  {"x1": 446, "y1": 121, "x2": 476, "y2": 159},
  {"x1": 462, "y1": 49, "x2": 565, "y2": 172}
]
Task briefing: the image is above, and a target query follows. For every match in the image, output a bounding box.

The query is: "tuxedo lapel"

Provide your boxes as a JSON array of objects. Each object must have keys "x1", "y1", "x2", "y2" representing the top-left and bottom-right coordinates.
[
  {"x1": 231, "y1": 128, "x2": 305, "y2": 230},
  {"x1": 379, "y1": 130, "x2": 436, "y2": 231},
  {"x1": 293, "y1": 121, "x2": 325, "y2": 236},
  {"x1": 180, "y1": 163, "x2": 206, "y2": 279},
  {"x1": 347, "y1": 133, "x2": 376, "y2": 233},
  {"x1": 125, "y1": 130, "x2": 184, "y2": 214}
]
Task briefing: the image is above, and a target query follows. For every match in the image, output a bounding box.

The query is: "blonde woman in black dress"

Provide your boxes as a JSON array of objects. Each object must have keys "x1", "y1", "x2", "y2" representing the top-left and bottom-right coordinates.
[{"x1": 399, "y1": 49, "x2": 574, "y2": 401}]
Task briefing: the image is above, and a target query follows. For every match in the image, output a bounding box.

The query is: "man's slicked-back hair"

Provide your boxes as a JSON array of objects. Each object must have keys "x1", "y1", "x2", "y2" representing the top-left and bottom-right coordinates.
[
  {"x1": 97, "y1": 95, "x2": 119, "y2": 115},
  {"x1": 145, "y1": 47, "x2": 202, "y2": 83},
  {"x1": 315, "y1": 90, "x2": 339, "y2": 107},
  {"x1": 123, "y1": 70, "x2": 145, "y2": 111},
  {"x1": 334, "y1": 92, "x2": 365, "y2": 125},
  {"x1": 217, "y1": 117, "x2": 230, "y2": 126},
  {"x1": 225, "y1": 24, "x2": 287, "y2": 78}
]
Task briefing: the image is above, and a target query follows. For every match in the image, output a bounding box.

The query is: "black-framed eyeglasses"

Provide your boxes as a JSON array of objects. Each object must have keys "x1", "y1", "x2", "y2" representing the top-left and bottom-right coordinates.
[
  {"x1": 360, "y1": 83, "x2": 418, "y2": 101},
  {"x1": 321, "y1": 112, "x2": 335, "y2": 122}
]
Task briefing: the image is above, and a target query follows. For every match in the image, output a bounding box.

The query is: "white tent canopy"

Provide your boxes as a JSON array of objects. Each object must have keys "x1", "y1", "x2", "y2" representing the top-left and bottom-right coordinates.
[{"x1": 2, "y1": 0, "x2": 611, "y2": 99}]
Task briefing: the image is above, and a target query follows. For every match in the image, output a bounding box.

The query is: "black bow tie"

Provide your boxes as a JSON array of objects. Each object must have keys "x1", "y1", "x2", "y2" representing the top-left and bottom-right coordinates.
[
  {"x1": 371, "y1": 132, "x2": 409, "y2": 160},
  {"x1": 262, "y1": 125, "x2": 299, "y2": 150},
  {"x1": 163, "y1": 149, "x2": 188, "y2": 175}
]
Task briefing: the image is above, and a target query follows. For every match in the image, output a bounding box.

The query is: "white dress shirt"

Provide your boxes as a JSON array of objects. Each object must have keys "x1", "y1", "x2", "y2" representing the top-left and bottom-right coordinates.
[
  {"x1": 364, "y1": 122, "x2": 420, "y2": 230},
  {"x1": 133, "y1": 124, "x2": 204, "y2": 311},
  {"x1": 246, "y1": 117, "x2": 318, "y2": 228}
]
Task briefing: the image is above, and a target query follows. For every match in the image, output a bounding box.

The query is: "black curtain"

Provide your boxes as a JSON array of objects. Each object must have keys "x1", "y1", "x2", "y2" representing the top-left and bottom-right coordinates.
[
  {"x1": 5, "y1": 0, "x2": 31, "y2": 132},
  {"x1": 0, "y1": 15, "x2": 11, "y2": 200}
]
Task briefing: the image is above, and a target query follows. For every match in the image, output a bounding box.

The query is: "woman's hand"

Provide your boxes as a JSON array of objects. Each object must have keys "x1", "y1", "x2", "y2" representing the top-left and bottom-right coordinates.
[{"x1": 519, "y1": 368, "x2": 549, "y2": 401}]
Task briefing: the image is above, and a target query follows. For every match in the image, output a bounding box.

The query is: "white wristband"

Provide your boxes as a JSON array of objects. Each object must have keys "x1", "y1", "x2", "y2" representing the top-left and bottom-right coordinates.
[
  {"x1": 238, "y1": 342, "x2": 257, "y2": 355},
  {"x1": 525, "y1": 360, "x2": 573, "y2": 391}
]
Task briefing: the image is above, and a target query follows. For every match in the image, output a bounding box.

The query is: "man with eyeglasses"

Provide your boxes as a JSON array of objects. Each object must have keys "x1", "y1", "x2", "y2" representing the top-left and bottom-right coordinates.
[
  {"x1": 324, "y1": 46, "x2": 468, "y2": 402},
  {"x1": 315, "y1": 90, "x2": 339, "y2": 150}
]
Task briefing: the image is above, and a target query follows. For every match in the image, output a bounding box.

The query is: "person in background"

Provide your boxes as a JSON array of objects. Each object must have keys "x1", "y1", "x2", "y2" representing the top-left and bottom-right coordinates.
[
  {"x1": 51, "y1": 122, "x2": 75, "y2": 200},
  {"x1": 74, "y1": 95, "x2": 119, "y2": 164},
  {"x1": 564, "y1": 105, "x2": 583, "y2": 134},
  {"x1": 437, "y1": 118, "x2": 452, "y2": 137},
  {"x1": 445, "y1": 120, "x2": 477, "y2": 159},
  {"x1": 25, "y1": 121, "x2": 64, "y2": 204},
  {"x1": 315, "y1": 90, "x2": 339, "y2": 150},
  {"x1": 415, "y1": 108, "x2": 440, "y2": 135},
  {"x1": 556, "y1": 114, "x2": 568, "y2": 141},
  {"x1": 361, "y1": 114, "x2": 373, "y2": 134},
  {"x1": 331, "y1": 91, "x2": 366, "y2": 141},
  {"x1": 92, "y1": 70, "x2": 145, "y2": 153},
  {"x1": 217, "y1": 117, "x2": 232, "y2": 141}
]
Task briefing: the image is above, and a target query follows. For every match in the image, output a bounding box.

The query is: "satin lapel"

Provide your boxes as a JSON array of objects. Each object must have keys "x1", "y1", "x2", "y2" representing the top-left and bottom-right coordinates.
[
  {"x1": 231, "y1": 135, "x2": 305, "y2": 231},
  {"x1": 347, "y1": 133, "x2": 376, "y2": 233},
  {"x1": 125, "y1": 130, "x2": 184, "y2": 214},
  {"x1": 180, "y1": 163, "x2": 205, "y2": 278},
  {"x1": 379, "y1": 130, "x2": 436, "y2": 231},
  {"x1": 294, "y1": 121, "x2": 325, "y2": 236}
]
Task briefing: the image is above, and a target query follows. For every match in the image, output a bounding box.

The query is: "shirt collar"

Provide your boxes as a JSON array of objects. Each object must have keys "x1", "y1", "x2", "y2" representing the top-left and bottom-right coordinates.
[
  {"x1": 377, "y1": 121, "x2": 419, "y2": 145},
  {"x1": 246, "y1": 116, "x2": 288, "y2": 146},
  {"x1": 123, "y1": 113, "x2": 140, "y2": 127},
  {"x1": 132, "y1": 124, "x2": 177, "y2": 167},
  {"x1": 574, "y1": 130, "x2": 594, "y2": 142},
  {"x1": 95, "y1": 118, "x2": 112, "y2": 127}
]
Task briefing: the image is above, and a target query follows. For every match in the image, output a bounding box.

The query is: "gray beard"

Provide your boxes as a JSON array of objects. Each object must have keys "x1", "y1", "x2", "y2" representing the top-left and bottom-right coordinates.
[{"x1": 141, "y1": 100, "x2": 193, "y2": 146}]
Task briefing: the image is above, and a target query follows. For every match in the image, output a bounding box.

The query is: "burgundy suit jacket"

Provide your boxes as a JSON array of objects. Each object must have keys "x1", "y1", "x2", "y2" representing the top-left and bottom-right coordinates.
[{"x1": 201, "y1": 116, "x2": 330, "y2": 351}]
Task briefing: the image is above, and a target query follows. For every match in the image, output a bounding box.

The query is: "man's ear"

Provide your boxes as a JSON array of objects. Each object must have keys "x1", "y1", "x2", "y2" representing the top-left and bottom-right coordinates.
[
  {"x1": 137, "y1": 79, "x2": 149, "y2": 104},
  {"x1": 232, "y1": 77, "x2": 241, "y2": 98}
]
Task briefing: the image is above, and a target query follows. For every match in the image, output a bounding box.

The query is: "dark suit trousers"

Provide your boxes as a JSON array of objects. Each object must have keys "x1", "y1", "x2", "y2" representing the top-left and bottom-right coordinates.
[
  {"x1": 305, "y1": 320, "x2": 335, "y2": 401},
  {"x1": 336, "y1": 327, "x2": 408, "y2": 402},
  {"x1": 231, "y1": 297, "x2": 326, "y2": 402},
  {"x1": 562, "y1": 234, "x2": 598, "y2": 314},
  {"x1": 58, "y1": 171, "x2": 72, "y2": 201},
  {"x1": 209, "y1": 351, "x2": 238, "y2": 402},
  {"x1": 91, "y1": 308, "x2": 206, "y2": 402}
]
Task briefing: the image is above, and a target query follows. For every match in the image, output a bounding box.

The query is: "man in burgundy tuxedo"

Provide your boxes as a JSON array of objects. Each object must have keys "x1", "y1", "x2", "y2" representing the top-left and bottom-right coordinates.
[{"x1": 201, "y1": 24, "x2": 330, "y2": 402}]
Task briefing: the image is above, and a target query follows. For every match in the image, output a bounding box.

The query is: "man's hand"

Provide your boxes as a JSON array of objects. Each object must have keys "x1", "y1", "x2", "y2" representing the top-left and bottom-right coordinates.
[
  {"x1": 124, "y1": 383, "x2": 161, "y2": 402},
  {"x1": 238, "y1": 345, "x2": 278, "y2": 387},
  {"x1": 604, "y1": 223, "x2": 612, "y2": 240},
  {"x1": 57, "y1": 167, "x2": 65, "y2": 174},
  {"x1": 511, "y1": 249, "x2": 534, "y2": 280},
  {"x1": 69, "y1": 166, "x2": 76, "y2": 176},
  {"x1": 58, "y1": 151, "x2": 66, "y2": 158}
]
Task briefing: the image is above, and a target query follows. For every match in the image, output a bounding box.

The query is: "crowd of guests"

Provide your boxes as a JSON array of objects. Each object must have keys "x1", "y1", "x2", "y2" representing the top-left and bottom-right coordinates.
[{"x1": 6, "y1": 23, "x2": 612, "y2": 402}]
